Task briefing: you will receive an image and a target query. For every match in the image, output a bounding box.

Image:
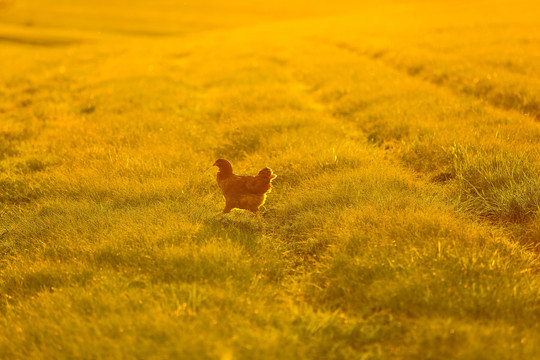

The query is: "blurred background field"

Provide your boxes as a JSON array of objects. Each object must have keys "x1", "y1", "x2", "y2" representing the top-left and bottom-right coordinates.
[{"x1": 1, "y1": 1, "x2": 539, "y2": 359}]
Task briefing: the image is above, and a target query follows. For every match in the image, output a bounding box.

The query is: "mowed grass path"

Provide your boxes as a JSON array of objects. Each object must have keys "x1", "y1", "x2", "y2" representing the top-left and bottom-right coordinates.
[{"x1": 1, "y1": 1, "x2": 539, "y2": 359}]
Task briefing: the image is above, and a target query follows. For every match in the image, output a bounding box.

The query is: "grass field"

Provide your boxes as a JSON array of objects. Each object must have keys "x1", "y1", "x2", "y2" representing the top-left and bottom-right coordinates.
[{"x1": 1, "y1": 0, "x2": 540, "y2": 358}]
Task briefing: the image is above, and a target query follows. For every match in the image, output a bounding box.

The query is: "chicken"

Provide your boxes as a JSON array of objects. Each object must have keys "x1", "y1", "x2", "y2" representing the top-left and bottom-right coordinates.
[{"x1": 213, "y1": 159, "x2": 276, "y2": 221}]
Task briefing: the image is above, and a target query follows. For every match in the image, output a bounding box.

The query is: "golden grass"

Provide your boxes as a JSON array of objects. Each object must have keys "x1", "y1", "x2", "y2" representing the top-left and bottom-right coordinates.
[{"x1": 1, "y1": 0, "x2": 539, "y2": 359}]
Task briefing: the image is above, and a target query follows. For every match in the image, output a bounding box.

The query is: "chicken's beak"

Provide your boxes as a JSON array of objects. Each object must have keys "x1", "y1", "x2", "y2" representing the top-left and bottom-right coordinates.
[{"x1": 212, "y1": 160, "x2": 218, "y2": 167}]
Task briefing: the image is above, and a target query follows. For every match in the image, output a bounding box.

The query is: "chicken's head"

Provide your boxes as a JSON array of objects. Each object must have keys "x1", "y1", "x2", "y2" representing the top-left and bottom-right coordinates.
[{"x1": 213, "y1": 159, "x2": 233, "y2": 173}]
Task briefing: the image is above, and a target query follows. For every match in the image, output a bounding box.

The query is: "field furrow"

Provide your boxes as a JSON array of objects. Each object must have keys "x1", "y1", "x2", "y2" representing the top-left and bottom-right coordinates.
[{"x1": 326, "y1": 37, "x2": 540, "y2": 122}]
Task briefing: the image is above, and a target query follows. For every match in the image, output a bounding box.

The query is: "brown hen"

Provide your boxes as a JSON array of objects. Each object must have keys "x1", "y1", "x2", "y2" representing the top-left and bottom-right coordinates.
[{"x1": 213, "y1": 159, "x2": 277, "y2": 220}]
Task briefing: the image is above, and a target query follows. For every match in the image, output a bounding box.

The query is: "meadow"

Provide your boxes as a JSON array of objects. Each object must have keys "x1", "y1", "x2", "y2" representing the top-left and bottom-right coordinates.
[{"x1": 1, "y1": 0, "x2": 539, "y2": 358}]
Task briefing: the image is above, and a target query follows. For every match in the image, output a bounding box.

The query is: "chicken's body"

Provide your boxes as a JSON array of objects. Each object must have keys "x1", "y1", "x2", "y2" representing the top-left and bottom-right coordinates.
[{"x1": 213, "y1": 159, "x2": 276, "y2": 217}]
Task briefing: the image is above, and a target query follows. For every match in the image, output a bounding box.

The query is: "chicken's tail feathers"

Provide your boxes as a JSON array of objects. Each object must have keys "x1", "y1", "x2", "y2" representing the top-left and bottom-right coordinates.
[
  {"x1": 258, "y1": 167, "x2": 277, "y2": 181},
  {"x1": 245, "y1": 168, "x2": 276, "y2": 194}
]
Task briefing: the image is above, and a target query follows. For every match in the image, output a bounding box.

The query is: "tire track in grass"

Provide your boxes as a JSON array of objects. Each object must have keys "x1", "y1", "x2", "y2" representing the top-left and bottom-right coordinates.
[
  {"x1": 277, "y1": 34, "x2": 540, "y2": 244},
  {"x1": 326, "y1": 39, "x2": 540, "y2": 122}
]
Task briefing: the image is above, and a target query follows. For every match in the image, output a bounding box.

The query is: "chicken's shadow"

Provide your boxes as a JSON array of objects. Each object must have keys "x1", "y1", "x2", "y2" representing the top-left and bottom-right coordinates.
[
  {"x1": 194, "y1": 215, "x2": 263, "y2": 249},
  {"x1": 197, "y1": 213, "x2": 263, "y2": 241},
  {"x1": 215, "y1": 215, "x2": 261, "y2": 233}
]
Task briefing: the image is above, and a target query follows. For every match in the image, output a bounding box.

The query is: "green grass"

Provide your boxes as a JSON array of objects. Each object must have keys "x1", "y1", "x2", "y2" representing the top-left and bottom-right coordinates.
[{"x1": 1, "y1": 0, "x2": 540, "y2": 359}]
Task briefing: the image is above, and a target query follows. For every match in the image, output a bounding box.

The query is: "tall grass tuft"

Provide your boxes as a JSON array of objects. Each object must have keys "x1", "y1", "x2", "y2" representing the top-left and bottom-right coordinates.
[{"x1": 451, "y1": 144, "x2": 540, "y2": 222}]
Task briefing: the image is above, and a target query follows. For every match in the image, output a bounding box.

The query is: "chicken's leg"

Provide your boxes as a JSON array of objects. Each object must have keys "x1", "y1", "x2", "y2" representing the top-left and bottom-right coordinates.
[{"x1": 252, "y1": 210, "x2": 263, "y2": 229}]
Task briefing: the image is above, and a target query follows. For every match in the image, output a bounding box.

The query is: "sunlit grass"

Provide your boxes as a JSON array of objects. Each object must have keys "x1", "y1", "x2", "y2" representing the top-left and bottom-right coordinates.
[{"x1": 1, "y1": 0, "x2": 540, "y2": 359}]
